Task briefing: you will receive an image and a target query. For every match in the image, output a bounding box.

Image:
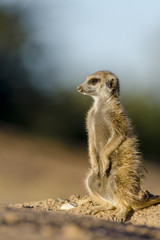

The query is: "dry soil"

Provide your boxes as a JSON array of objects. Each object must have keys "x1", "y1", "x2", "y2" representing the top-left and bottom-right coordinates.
[{"x1": 3, "y1": 194, "x2": 160, "y2": 240}]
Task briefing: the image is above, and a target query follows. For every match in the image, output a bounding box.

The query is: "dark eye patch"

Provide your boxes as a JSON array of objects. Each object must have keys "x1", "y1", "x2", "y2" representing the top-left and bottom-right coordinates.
[{"x1": 88, "y1": 78, "x2": 100, "y2": 85}]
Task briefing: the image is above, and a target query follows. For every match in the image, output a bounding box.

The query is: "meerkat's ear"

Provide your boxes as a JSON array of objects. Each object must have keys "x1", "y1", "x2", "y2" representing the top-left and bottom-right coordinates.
[
  {"x1": 106, "y1": 78, "x2": 117, "y2": 89},
  {"x1": 106, "y1": 77, "x2": 120, "y2": 96}
]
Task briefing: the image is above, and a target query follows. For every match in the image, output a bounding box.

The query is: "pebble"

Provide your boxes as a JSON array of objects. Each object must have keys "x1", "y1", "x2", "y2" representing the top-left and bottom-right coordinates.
[{"x1": 60, "y1": 203, "x2": 76, "y2": 210}]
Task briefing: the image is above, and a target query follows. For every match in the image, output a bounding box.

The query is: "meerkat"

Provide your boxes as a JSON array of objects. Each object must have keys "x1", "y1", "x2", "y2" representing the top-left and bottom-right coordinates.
[{"x1": 77, "y1": 70, "x2": 160, "y2": 222}]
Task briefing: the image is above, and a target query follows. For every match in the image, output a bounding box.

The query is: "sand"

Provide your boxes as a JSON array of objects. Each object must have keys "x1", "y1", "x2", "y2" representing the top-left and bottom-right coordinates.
[
  {"x1": 9, "y1": 194, "x2": 160, "y2": 228},
  {"x1": 2, "y1": 194, "x2": 159, "y2": 240}
]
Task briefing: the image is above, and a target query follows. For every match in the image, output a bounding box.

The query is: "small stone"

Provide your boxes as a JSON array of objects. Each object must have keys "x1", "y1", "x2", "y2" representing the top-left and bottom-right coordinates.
[
  {"x1": 60, "y1": 203, "x2": 76, "y2": 210},
  {"x1": 70, "y1": 202, "x2": 78, "y2": 207},
  {"x1": 23, "y1": 204, "x2": 34, "y2": 209}
]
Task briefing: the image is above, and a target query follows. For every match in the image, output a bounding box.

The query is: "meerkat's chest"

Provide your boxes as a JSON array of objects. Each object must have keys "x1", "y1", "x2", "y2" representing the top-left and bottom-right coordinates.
[{"x1": 88, "y1": 109, "x2": 111, "y2": 149}]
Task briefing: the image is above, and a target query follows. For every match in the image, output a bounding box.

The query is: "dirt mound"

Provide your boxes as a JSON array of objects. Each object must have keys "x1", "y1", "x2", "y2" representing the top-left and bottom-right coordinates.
[{"x1": 3, "y1": 194, "x2": 159, "y2": 239}]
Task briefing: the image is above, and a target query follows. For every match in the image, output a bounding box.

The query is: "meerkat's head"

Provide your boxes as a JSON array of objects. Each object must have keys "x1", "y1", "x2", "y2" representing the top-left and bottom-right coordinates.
[{"x1": 77, "y1": 71, "x2": 120, "y2": 99}]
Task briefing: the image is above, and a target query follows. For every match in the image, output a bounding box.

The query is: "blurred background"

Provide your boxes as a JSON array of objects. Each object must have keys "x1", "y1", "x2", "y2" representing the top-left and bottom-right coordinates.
[{"x1": 0, "y1": 0, "x2": 160, "y2": 205}]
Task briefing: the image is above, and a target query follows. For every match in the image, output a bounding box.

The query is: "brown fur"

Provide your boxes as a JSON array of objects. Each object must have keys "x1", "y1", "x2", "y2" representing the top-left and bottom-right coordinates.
[{"x1": 77, "y1": 70, "x2": 160, "y2": 222}]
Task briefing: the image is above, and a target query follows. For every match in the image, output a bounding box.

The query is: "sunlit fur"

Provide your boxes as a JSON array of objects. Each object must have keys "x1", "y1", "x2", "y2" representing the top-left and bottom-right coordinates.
[{"x1": 77, "y1": 70, "x2": 160, "y2": 222}]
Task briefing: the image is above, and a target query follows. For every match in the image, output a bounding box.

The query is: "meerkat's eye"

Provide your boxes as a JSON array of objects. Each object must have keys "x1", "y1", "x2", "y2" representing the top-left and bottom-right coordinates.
[{"x1": 88, "y1": 78, "x2": 100, "y2": 85}]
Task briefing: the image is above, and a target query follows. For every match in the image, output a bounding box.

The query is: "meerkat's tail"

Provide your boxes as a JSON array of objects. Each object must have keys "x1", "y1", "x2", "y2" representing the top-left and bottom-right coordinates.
[{"x1": 132, "y1": 195, "x2": 160, "y2": 211}]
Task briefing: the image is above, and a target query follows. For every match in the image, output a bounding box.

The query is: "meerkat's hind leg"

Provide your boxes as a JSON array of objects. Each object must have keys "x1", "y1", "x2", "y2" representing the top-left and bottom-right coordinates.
[
  {"x1": 86, "y1": 203, "x2": 116, "y2": 215},
  {"x1": 115, "y1": 208, "x2": 131, "y2": 223},
  {"x1": 86, "y1": 206, "x2": 106, "y2": 215}
]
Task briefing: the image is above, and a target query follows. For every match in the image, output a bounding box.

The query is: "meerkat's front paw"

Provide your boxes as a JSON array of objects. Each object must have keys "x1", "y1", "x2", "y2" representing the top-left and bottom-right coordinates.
[
  {"x1": 102, "y1": 170, "x2": 108, "y2": 178},
  {"x1": 102, "y1": 167, "x2": 110, "y2": 177},
  {"x1": 102, "y1": 160, "x2": 111, "y2": 177},
  {"x1": 92, "y1": 166, "x2": 100, "y2": 177}
]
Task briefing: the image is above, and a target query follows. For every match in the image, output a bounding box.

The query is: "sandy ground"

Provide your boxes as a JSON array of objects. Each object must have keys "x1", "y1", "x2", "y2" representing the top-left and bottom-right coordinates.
[
  {"x1": 1, "y1": 194, "x2": 160, "y2": 240},
  {"x1": 10, "y1": 194, "x2": 160, "y2": 228},
  {"x1": 0, "y1": 128, "x2": 160, "y2": 239}
]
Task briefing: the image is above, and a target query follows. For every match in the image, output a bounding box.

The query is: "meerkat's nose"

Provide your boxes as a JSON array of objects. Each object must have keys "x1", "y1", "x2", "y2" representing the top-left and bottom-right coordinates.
[{"x1": 77, "y1": 85, "x2": 83, "y2": 92}]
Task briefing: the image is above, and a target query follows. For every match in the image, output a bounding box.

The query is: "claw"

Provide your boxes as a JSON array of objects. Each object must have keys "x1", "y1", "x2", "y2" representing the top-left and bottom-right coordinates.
[
  {"x1": 114, "y1": 215, "x2": 126, "y2": 223},
  {"x1": 86, "y1": 206, "x2": 106, "y2": 215},
  {"x1": 114, "y1": 210, "x2": 129, "y2": 223}
]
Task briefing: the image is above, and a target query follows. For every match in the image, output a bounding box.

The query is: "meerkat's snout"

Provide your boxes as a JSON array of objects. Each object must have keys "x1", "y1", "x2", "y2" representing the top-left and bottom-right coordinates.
[{"x1": 77, "y1": 85, "x2": 83, "y2": 92}]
